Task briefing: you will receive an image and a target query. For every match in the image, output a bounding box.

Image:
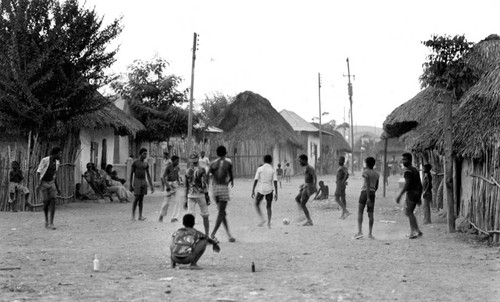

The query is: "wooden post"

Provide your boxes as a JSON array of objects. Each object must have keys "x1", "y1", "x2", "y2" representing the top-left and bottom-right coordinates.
[
  {"x1": 444, "y1": 90, "x2": 455, "y2": 232},
  {"x1": 383, "y1": 137, "x2": 388, "y2": 197}
]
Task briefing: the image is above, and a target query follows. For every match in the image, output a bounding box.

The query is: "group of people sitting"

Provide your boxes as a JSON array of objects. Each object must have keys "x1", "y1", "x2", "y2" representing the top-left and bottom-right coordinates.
[{"x1": 82, "y1": 163, "x2": 132, "y2": 203}]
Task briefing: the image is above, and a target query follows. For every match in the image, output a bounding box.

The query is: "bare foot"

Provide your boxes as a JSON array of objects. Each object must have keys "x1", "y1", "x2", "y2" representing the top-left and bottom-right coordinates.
[
  {"x1": 138, "y1": 216, "x2": 147, "y2": 221},
  {"x1": 368, "y1": 234, "x2": 375, "y2": 240},
  {"x1": 257, "y1": 220, "x2": 266, "y2": 227},
  {"x1": 353, "y1": 233, "x2": 363, "y2": 239}
]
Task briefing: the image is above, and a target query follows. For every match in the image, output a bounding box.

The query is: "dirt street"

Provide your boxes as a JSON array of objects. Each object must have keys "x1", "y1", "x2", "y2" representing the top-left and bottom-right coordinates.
[{"x1": 1, "y1": 174, "x2": 499, "y2": 301}]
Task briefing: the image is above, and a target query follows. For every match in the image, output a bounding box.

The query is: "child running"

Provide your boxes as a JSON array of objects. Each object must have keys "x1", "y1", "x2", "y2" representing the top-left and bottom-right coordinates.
[
  {"x1": 354, "y1": 157, "x2": 380, "y2": 240},
  {"x1": 251, "y1": 155, "x2": 278, "y2": 228}
]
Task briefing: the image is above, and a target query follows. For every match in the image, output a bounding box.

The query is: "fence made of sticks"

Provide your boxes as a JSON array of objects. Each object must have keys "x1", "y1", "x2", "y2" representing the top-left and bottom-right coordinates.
[{"x1": 0, "y1": 133, "x2": 79, "y2": 212}]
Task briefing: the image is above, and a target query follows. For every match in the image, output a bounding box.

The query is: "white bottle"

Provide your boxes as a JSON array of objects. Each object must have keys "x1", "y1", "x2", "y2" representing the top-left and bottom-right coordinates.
[{"x1": 93, "y1": 254, "x2": 100, "y2": 272}]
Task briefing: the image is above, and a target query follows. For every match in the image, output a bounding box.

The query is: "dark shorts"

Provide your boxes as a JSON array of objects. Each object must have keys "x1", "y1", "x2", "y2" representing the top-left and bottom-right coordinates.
[
  {"x1": 133, "y1": 178, "x2": 148, "y2": 196},
  {"x1": 295, "y1": 184, "x2": 315, "y2": 204},
  {"x1": 334, "y1": 182, "x2": 346, "y2": 197},
  {"x1": 41, "y1": 180, "x2": 57, "y2": 201},
  {"x1": 358, "y1": 191, "x2": 376, "y2": 213},
  {"x1": 256, "y1": 192, "x2": 273, "y2": 205},
  {"x1": 404, "y1": 199, "x2": 418, "y2": 216}
]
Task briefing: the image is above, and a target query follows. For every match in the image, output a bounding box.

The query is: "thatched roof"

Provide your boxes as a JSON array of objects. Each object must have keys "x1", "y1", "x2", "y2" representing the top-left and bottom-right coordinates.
[
  {"x1": 217, "y1": 91, "x2": 301, "y2": 147},
  {"x1": 70, "y1": 100, "x2": 145, "y2": 137},
  {"x1": 467, "y1": 34, "x2": 500, "y2": 75},
  {"x1": 383, "y1": 86, "x2": 443, "y2": 139},
  {"x1": 323, "y1": 130, "x2": 352, "y2": 153},
  {"x1": 453, "y1": 65, "x2": 500, "y2": 158}
]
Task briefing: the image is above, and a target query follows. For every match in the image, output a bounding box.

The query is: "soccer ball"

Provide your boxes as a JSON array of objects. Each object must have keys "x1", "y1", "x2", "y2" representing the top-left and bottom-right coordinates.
[{"x1": 282, "y1": 218, "x2": 290, "y2": 225}]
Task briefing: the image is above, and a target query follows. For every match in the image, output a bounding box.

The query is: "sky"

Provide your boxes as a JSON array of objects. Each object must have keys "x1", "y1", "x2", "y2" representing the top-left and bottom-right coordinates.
[{"x1": 84, "y1": 0, "x2": 500, "y2": 130}]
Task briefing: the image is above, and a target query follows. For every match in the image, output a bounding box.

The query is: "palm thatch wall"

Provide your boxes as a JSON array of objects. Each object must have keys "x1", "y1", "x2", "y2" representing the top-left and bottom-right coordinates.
[{"x1": 214, "y1": 91, "x2": 302, "y2": 177}]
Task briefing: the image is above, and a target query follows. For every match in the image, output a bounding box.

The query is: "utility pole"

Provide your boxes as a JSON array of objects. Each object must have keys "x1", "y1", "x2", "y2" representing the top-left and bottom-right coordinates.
[
  {"x1": 318, "y1": 72, "x2": 322, "y2": 175},
  {"x1": 344, "y1": 58, "x2": 355, "y2": 176},
  {"x1": 187, "y1": 32, "x2": 198, "y2": 158}
]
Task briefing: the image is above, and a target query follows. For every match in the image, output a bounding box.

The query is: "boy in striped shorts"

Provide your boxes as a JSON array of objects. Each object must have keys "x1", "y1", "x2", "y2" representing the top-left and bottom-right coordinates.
[{"x1": 208, "y1": 146, "x2": 236, "y2": 243}]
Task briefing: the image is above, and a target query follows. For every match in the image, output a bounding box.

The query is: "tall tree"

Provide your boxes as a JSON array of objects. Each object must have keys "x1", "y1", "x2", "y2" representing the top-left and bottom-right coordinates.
[
  {"x1": 111, "y1": 57, "x2": 189, "y2": 142},
  {"x1": 420, "y1": 34, "x2": 479, "y2": 232},
  {"x1": 0, "y1": 0, "x2": 122, "y2": 137},
  {"x1": 199, "y1": 92, "x2": 234, "y2": 127}
]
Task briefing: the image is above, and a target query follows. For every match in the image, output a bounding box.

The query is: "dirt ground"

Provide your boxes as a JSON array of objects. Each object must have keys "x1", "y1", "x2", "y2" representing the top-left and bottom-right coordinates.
[{"x1": 1, "y1": 173, "x2": 500, "y2": 302}]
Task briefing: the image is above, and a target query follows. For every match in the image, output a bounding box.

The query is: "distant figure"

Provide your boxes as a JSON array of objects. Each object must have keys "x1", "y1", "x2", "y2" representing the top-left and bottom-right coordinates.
[
  {"x1": 313, "y1": 181, "x2": 329, "y2": 200},
  {"x1": 36, "y1": 147, "x2": 62, "y2": 230},
  {"x1": 276, "y1": 163, "x2": 283, "y2": 188},
  {"x1": 422, "y1": 163, "x2": 433, "y2": 224},
  {"x1": 284, "y1": 162, "x2": 291, "y2": 182},
  {"x1": 334, "y1": 156, "x2": 351, "y2": 219},
  {"x1": 159, "y1": 155, "x2": 180, "y2": 222},
  {"x1": 251, "y1": 154, "x2": 278, "y2": 228},
  {"x1": 130, "y1": 148, "x2": 154, "y2": 221},
  {"x1": 208, "y1": 146, "x2": 236, "y2": 242},
  {"x1": 170, "y1": 214, "x2": 220, "y2": 270},
  {"x1": 354, "y1": 157, "x2": 380, "y2": 240},
  {"x1": 185, "y1": 152, "x2": 210, "y2": 236},
  {"x1": 160, "y1": 151, "x2": 171, "y2": 191},
  {"x1": 198, "y1": 151, "x2": 211, "y2": 206},
  {"x1": 384, "y1": 163, "x2": 391, "y2": 187},
  {"x1": 295, "y1": 154, "x2": 316, "y2": 226},
  {"x1": 9, "y1": 161, "x2": 30, "y2": 212},
  {"x1": 396, "y1": 153, "x2": 423, "y2": 239}
]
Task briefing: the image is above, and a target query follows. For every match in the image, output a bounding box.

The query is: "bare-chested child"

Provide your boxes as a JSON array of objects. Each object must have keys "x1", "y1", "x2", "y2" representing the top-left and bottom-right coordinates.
[
  {"x1": 130, "y1": 148, "x2": 154, "y2": 221},
  {"x1": 335, "y1": 156, "x2": 351, "y2": 219},
  {"x1": 208, "y1": 146, "x2": 236, "y2": 242},
  {"x1": 354, "y1": 157, "x2": 380, "y2": 240},
  {"x1": 295, "y1": 154, "x2": 316, "y2": 226}
]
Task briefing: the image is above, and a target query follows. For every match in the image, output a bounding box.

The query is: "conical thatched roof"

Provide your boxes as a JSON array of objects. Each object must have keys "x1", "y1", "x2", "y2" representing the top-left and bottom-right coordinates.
[
  {"x1": 70, "y1": 100, "x2": 145, "y2": 137},
  {"x1": 218, "y1": 91, "x2": 301, "y2": 147},
  {"x1": 467, "y1": 34, "x2": 500, "y2": 75}
]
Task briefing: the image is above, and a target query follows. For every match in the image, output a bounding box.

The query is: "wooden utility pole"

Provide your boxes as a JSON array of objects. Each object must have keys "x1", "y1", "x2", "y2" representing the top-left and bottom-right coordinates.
[
  {"x1": 318, "y1": 72, "x2": 322, "y2": 175},
  {"x1": 187, "y1": 32, "x2": 198, "y2": 158},
  {"x1": 344, "y1": 58, "x2": 355, "y2": 176}
]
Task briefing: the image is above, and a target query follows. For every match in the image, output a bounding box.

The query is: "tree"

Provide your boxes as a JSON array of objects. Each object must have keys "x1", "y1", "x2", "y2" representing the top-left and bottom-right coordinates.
[
  {"x1": 0, "y1": 0, "x2": 122, "y2": 137},
  {"x1": 420, "y1": 34, "x2": 479, "y2": 232},
  {"x1": 111, "y1": 56, "x2": 189, "y2": 142},
  {"x1": 199, "y1": 92, "x2": 234, "y2": 127}
]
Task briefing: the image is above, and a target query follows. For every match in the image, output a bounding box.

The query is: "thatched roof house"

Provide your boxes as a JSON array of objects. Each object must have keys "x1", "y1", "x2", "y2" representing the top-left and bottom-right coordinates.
[
  {"x1": 214, "y1": 91, "x2": 302, "y2": 177},
  {"x1": 219, "y1": 91, "x2": 300, "y2": 147},
  {"x1": 70, "y1": 100, "x2": 145, "y2": 137}
]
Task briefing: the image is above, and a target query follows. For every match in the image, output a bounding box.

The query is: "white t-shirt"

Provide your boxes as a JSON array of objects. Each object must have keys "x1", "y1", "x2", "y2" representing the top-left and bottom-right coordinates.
[
  {"x1": 254, "y1": 163, "x2": 277, "y2": 195},
  {"x1": 199, "y1": 156, "x2": 210, "y2": 171}
]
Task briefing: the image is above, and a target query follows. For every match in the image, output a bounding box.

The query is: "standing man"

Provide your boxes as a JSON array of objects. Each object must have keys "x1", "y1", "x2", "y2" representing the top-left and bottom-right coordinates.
[
  {"x1": 130, "y1": 148, "x2": 154, "y2": 221},
  {"x1": 295, "y1": 154, "x2": 316, "y2": 226},
  {"x1": 160, "y1": 151, "x2": 171, "y2": 191},
  {"x1": 354, "y1": 157, "x2": 380, "y2": 240},
  {"x1": 198, "y1": 151, "x2": 211, "y2": 205},
  {"x1": 422, "y1": 163, "x2": 433, "y2": 224},
  {"x1": 334, "y1": 156, "x2": 351, "y2": 219},
  {"x1": 209, "y1": 146, "x2": 236, "y2": 242},
  {"x1": 395, "y1": 153, "x2": 423, "y2": 239},
  {"x1": 36, "y1": 147, "x2": 62, "y2": 230},
  {"x1": 185, "y1": 152, "x2": 210, "y2": 236},
  {"x1": 159, "y1": 155, "x2": 180, "y2": 222},
  {"x1": 251, "y1": 154, "x2": 278, "y2": 228}
]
